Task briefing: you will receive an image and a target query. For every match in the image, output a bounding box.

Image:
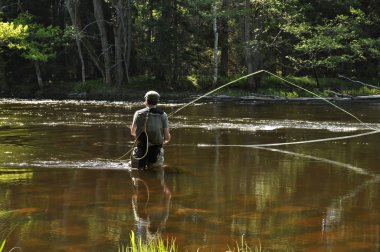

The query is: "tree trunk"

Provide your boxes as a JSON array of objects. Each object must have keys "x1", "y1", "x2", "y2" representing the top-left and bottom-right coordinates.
[
  {"x1": 93, "y1": 0, "x2": 112, "y2": 85},
  {"x1": 81, "y1": 39, "x2": 105, "y2": 79},
  {"x1": 111, "y1": 0, "x2": 126, "y2": 87},
  {"x1": 65, "y1": 0, "x2": 86, "y2": 83},
  {"x1": 172, "y1": 0, "x2": 179, "y2": 85},
  {"x1": 34, "y1": 61, "x2": 43, "y2": 89},
  {"x1": 220, "y1": 0, "x2": 229, "y2": 77},
  {"x1": 243, "y1": 0, "x2": 256, "y2": 89},
  {"x1": 125, "y1": 0, "x2": 132, "y2": 83},
  {"x1": 313, "y1": 67, "x2": 321, "y2": 89},
  {"x1": 155, "y1": 1, "x2": 171, "y2": 83},
  {"x1": 148, "y1": 0, "x2": 154, "y2": 74},
  {"x1": 114, "y1": 25, "x2": 124, "y2": 88},
  {"x1": 0, "y1": 55, "x2": 7, "y2": 93},
  {"x1": 212, "y1": 3, "x2": 219, "y2": 88}
]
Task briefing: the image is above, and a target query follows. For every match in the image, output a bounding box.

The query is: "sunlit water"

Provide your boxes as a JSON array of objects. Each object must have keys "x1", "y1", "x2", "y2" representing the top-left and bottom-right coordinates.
[{"x1": 1, "y1": 98, "x2": 380, "y2": 251}]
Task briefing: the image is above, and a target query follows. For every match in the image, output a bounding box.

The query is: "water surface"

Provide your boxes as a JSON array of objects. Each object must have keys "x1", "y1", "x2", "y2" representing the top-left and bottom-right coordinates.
[{"x1": 0, "y1": 98, "x2": 380, "y2": 251}]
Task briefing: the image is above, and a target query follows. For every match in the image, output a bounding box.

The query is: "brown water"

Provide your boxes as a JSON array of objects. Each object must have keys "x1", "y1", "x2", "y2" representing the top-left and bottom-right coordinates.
[{"x1": 0, "y1": 98, "x2": 380, "y2": 251}]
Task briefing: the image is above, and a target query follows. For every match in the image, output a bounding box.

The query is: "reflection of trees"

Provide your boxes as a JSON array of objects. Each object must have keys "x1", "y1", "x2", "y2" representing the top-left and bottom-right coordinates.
[
  {"x1": 161, "y1": 102, "x2": 380, "y2": 250},
  {"x1": 235, "y1": 146, "x2": 380, "y2": 249},
  {"x1": 0, "y1": 169, "x2": 135, "y2": 250},
  {"x1": 166, "y1": 137, "x2": 380, "y2": 250}
]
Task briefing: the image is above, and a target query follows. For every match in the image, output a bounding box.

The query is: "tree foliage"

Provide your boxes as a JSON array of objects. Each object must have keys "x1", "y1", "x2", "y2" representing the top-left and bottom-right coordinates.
[
  {"x1": 0, "y1": 0, "x2": 379, "y2": 92},
  {"x1": 0, "y1": 21, "x2": 28, "y2": 49},
  {"x1": 12, "y1": 13, "x2": 63, "y2": 62},
  {"x1": 285, "y1": 7, "x2": 380, "y2": 73}
]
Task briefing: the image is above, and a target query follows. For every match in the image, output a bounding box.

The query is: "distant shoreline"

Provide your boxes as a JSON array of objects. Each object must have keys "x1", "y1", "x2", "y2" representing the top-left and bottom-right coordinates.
[
  {"x1": 1, "y1": 92, "x2": 380, "y2": 104},
  {"x1": 205, "y1": 94, "x2": 380, "y2": 104}
]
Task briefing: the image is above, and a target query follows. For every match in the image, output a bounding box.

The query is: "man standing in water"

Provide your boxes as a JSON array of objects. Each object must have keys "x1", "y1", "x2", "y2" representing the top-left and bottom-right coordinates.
[{"x1": 130, "y1": 91, "x2": 171, "y2": 169}]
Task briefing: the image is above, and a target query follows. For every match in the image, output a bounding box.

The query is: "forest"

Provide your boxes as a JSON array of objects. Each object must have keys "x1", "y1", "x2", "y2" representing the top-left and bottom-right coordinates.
[{"x1": 1, "y1": 0, "x2": 380, "y2": 98}]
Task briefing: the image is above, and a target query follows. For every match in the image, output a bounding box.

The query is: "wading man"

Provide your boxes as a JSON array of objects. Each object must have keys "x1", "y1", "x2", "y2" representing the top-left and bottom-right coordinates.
[{"x1": 130, "y1": 91, "x2": 171, "y2": 169}]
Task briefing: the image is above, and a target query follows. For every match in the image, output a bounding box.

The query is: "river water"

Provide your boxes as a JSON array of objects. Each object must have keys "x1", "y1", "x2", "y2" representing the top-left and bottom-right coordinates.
[{"x1": 0, "y1": 98, "x2": 379, "y2": 251}]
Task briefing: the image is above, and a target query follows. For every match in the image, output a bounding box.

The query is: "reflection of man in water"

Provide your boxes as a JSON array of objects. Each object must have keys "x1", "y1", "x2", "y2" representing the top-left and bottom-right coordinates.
[
  {"x1": 130, "y1": 91, "x2": 171, "y2": 169},
  {"x1": 131, "y1": 167, "x2": 171, "y2": 242}
]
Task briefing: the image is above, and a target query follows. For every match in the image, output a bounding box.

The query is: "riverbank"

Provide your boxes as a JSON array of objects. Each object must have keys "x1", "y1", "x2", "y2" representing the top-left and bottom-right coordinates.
[
  {"x1": 206, "y1": 93, "x2": 380, "y2": 104},
  {"x1": 1, "y1": 74, "x2": 380, "y2": 103},
  {"x1": 2, "y1": 88, "x2": 380, "y2": 104}
]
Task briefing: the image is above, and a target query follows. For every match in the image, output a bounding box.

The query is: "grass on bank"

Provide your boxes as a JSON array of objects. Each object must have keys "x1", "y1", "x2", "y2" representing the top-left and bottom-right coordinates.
[
  {"x1": 211, "y1": 75, "x2": 380, "y2": 98},
  {"x1": 1, "y1": 234, "x2": 265, "y2": 252},
  {"x1": 259, "y1": 75, "x2": 380, "y2": 97},
  {"x1": 119, "y1": 232, "x2": 264, "y2": 252},
  {"x1": 119, "y1": 231, "x2": 177, "y2": 252},
  {"x1": 226, "y1": 235, "x2": 262, "y2": 252},
  {"x1": 9, "y1": 73, "x2": 379, "y2": 99},
  {"x1": 52, "y1": 72, "x2": 380, "y2": 96},
  {"x1": 0, "y1": 240, "x2": 5, "y2": 252},
  {"x1": 72, "y1": 76, "x2": 167, "y2": 93}
]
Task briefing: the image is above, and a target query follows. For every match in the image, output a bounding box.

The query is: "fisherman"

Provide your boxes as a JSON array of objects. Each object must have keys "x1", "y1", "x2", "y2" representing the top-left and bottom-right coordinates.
[{"x1": 130, "y1": 91, "x2": 171, "y2": 169}]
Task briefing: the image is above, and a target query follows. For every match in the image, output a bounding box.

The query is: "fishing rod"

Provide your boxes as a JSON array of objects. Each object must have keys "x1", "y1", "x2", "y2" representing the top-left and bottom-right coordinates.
[
  {"x1": 116, "y1": 69, "x2": 380, "y2": 161},
  {"x1": 167, "y1": 69, "x2": 265, "y2": 118}
]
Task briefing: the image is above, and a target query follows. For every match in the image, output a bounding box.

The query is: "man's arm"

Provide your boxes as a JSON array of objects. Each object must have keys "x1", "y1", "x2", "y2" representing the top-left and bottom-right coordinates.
[
  {"x1": 163, "y1": 128, "x2": 171, "y2": 144},
  {"x1": 162, "y1": 112, "x2": 170, "y2": 144},
  {"x1": 131, "y1": 112, "x2": 137, "y2": 137},
  {"x1": 130, "y1": 124, "x2": 136, "y2": 137}
]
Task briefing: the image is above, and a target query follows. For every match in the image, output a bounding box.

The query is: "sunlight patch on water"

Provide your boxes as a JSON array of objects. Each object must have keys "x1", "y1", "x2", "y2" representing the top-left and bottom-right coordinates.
[
  {"x1": 171, "y1": 118, "x2": 371, "y2": 132},
  {"x1": 0, "y1": 98, "x2": 135, "y2": 107},
  {"x1": 0, "y1": 98, "x2": 190, "y2": 108},
  {"x1": 1, "y1": 160, "x2": 132, "y2": 171},
  {"x1": 2, "y1": 99, "x2": 378, "y2": 131}
]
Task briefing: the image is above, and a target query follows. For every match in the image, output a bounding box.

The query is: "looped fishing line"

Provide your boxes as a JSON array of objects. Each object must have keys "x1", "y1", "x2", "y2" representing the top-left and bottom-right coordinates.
[
  {"x1": 115, "y1": 110, "x2": 150, "y2": 161},
  {"x1": 116, "y1": 69, "x2": 380, "y2": 161},
  {"x1": 262, "y1": 70, "x2": 378, "y2": 131},
  {"x1": 197, "y1": 130, "x2": 380, "y2": 149}
]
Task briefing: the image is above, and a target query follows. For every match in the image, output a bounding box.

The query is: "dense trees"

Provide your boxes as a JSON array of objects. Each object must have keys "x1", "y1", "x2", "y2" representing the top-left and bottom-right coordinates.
[
  {"x1": 0, "y1": 0, "x2": 379, "y2": 94},
  {"x1": 283, "y1": 2, "x2": 380, "y2": 82}
]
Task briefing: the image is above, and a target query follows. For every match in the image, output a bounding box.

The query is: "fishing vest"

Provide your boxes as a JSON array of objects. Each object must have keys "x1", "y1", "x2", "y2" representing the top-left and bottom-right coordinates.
[{"x1": 133, "y1": 107, "x2": 168, "y2": 146}]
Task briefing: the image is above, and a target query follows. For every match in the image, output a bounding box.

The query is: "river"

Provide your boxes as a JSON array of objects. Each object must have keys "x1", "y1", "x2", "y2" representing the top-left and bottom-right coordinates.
[{"x1": 0, "y1": 98, "x2": 379, "y2": 251}]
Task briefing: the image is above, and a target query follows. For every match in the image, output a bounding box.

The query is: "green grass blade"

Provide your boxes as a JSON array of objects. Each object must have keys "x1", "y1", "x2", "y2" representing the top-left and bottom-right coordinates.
[{"x1": 0, "y1": 240, "x2": 6, "y2": 252}]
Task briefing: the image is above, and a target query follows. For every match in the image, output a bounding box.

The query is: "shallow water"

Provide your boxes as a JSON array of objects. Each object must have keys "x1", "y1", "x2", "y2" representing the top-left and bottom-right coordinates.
[{"x1": 0, "y1": 98, "x2": 380, "y2": 251}]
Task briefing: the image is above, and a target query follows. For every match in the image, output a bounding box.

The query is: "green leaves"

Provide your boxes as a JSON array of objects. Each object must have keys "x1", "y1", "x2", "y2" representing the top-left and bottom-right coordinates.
[
  {"x1": 21, "y1": 24, "x2": 62, "y2": 62},
  {"x1": 283, "y1": 5, "x2": 380, "y2": 71},
  {"x1": 0, "y1": 22, "x2": 28, "y2": 49},
  {"x1": 1, "y1": 13, "x2": 63, "y2": 62}
]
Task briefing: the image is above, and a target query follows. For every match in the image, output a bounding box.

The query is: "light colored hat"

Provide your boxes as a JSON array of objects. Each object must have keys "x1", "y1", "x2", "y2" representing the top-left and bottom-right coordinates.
[{"x1": 144, "y1": 90, "x2": 160, "y2": 103}]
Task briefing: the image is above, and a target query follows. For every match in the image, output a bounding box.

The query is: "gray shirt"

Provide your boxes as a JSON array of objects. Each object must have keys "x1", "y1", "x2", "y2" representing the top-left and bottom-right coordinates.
[{"x1": 132, "y1": 107, "x2": 169, "y2": 146}]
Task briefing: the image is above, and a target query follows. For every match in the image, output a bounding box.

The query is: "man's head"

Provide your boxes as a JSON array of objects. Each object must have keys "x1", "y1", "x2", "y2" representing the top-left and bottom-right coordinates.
[{"x1": 144, "y1": 90, "x2": 160, "y2": 105}]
